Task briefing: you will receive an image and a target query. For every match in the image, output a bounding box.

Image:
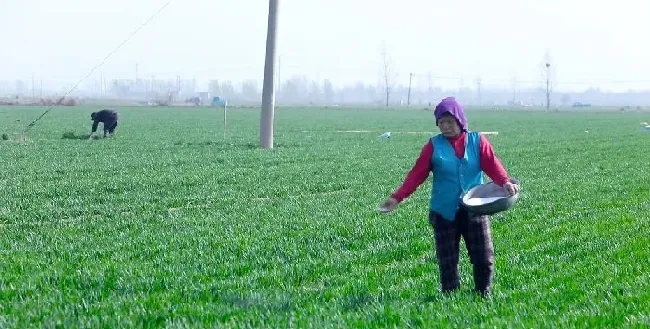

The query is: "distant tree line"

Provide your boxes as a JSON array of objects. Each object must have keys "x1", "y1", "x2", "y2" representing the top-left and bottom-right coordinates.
[
  {"x1": 206, "y1": 76, "x2": 650, "y2": 107},
  {"x1": 3, "y1": 76, "x2": 650, "y2": 107}
]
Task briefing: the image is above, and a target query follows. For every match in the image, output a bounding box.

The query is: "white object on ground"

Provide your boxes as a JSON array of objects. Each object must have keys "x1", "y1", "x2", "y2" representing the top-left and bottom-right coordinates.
[
  {"x1": 463, "y1": 196, "x2": 505, "y2": 206},
  {"x1": 378, "y1": 132, "x2": 391, "y2": 138}
]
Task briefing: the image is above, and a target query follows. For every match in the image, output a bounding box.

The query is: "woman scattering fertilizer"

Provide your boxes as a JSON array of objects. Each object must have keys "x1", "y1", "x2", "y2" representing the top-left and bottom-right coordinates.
[{"x1": 378, "y1": 96, "x2": 520, "y2": 297}]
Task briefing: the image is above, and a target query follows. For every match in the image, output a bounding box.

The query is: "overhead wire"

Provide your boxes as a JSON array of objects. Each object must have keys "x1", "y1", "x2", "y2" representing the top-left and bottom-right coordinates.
[{"x1": 21, "y1": 0, "x2": 173, "y2": 137}]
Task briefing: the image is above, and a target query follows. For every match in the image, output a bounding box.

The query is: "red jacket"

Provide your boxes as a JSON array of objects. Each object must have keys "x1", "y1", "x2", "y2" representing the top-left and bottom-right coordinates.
[{"x1": 391, "y1": 132, "x2": 510, "y2": 202}]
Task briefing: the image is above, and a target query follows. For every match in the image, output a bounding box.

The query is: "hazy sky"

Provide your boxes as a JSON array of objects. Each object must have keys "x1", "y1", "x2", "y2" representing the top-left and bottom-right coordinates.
[{"x1": 2, "y1": 0, "x2": 650, "y2": 92}]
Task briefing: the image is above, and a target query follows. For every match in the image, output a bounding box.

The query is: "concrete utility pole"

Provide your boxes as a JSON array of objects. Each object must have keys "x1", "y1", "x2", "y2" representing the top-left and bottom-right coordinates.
[{"x1": 260, "y1": 0, "x2": 279, "y2": 149}]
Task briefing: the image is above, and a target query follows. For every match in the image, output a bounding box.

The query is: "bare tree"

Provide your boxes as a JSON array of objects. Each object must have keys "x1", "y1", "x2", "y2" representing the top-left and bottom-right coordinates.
[
  {"x1": 323, "y1": 79, "x2": 334, "y2": 103},
  {"x1": 380, "y1": 42, "x2": 397, "y2": 107},
  {"x1": 511, "y1": 73, "x2": 517, "y2": 106},
  {"x1": 241, "y1": 80, "x2": 260, "y2": 101},
  {"x1": 476, "y1": 76, "x2": 482, "y2": 106},
  {"x1": 208, "y1": 80, "x2": 222, "y2": 97}
]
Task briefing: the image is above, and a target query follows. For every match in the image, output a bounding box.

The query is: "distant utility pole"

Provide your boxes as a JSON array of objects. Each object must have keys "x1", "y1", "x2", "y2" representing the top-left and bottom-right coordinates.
[
  {"x1": 260, "y1": 0, "x2": 279, "y2": 149},
  {"x1": 428, "y1": 71, "x2": 432, "y2": 92},
  {"x1": 542, "y1": 50, "x2": 554, "y2": 111},
  {"x1": 545, "y1": 63, "x2": 551, "y2": 111},
  {"x1": 40, "y1": 80, "x2": 43, "y2": 98},
  {"x1": 407, "y1": 72, "x2": 413, "y2": 105},
  {"x1": 31, "y1": 74, "x2": 35, "y2": 99}
]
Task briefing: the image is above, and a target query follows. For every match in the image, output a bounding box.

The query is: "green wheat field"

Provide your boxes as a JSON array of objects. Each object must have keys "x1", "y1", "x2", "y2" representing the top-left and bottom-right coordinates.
[{"x1": 1, "y1": 105, "x2": 649, "y2": 328}]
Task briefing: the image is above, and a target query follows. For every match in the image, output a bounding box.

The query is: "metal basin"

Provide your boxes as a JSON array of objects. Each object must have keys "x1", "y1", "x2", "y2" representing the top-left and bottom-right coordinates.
[{"x1": 461, "y1": 178, "x2": 520, "y2": 215}]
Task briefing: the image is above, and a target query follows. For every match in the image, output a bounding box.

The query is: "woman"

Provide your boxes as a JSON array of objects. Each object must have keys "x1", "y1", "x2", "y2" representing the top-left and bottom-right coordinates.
[{"x1": 379, "y1": 97, "x2": 520, "y2": 297}]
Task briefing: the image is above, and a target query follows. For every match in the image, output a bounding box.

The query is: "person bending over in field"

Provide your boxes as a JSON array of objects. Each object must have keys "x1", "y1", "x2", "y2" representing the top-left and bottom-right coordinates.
[
  {"x1": 89, "y1": 109, "x2": 119, "y2": 139},
  {"x1": 378, "y1": 96, "x2": 520, "y2": 297}
]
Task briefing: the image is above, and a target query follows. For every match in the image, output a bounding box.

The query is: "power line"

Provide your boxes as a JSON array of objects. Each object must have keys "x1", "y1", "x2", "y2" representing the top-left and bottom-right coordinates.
[{"x1": 21, "y1": 0, "x2": 173, "y2": 136}]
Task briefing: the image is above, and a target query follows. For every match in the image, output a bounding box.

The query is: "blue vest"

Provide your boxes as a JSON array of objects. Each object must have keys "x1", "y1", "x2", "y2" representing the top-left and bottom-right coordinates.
[{"x1": 429, "y1": 131, "x2": 484, "y2": 221}]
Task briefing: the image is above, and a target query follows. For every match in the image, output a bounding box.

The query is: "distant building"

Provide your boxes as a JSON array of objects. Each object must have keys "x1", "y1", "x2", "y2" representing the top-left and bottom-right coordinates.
[{"x1": 197, "y1": 91, "x2": 210, "y2": 102}]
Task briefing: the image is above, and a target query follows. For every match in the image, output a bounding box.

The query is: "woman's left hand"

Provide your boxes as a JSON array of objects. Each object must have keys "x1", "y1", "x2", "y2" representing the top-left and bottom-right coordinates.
[{"x1": 503, "y1": 181, "x2": 520, "y2": 196}]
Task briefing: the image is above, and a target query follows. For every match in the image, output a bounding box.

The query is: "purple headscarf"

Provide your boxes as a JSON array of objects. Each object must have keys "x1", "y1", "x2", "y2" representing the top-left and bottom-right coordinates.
[{"x1": 434, "y1": 97, "x2": 468, "y2": 131}]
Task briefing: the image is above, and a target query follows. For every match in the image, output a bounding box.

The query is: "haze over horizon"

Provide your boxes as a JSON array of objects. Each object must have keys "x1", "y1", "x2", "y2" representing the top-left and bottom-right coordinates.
[{"x1": 2, "y1": 0, "x2": 650, "y2": 93}]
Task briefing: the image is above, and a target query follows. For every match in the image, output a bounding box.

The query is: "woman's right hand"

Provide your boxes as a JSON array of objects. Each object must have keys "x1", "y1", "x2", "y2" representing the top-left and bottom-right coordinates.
[
  {"x1": 503, "y1": 181, "x2": 520, "y2": 196},
  {"x1": 378, "y1": 197, "x2": 399, "y2": 213}
]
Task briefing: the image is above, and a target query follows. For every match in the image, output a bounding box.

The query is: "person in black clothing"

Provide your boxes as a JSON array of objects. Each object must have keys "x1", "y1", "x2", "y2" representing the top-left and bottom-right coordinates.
[{"x1": 89, "y1": 109, "x2": 119, "y2": 139}]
